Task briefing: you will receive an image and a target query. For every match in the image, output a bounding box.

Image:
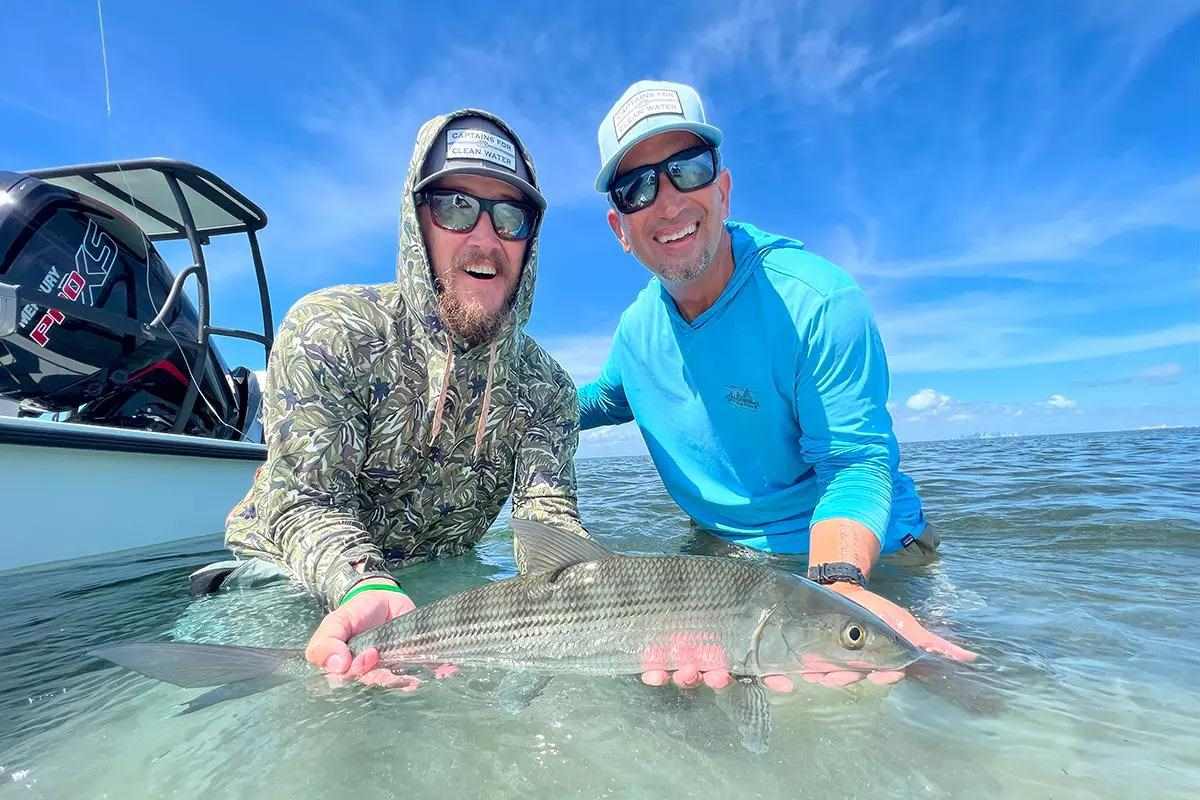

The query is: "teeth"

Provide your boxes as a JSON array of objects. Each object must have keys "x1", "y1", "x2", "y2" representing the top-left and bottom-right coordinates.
[
  {"x1": 464, "y1": 265, "x2": 497, "y2": 277},
  {"x1": 655, "y1": 223, "x2": 697, "y2": 244}
]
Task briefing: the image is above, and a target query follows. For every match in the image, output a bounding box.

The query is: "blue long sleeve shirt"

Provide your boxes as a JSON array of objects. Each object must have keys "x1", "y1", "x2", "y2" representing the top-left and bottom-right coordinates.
[{"x1": 578, "y1": 220, "x2": 925, "y2": 554}]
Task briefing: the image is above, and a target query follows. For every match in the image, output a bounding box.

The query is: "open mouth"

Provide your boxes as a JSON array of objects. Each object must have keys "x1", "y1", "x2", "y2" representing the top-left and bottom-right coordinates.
[
  {"x1": 463, "y1": 264, "x2": 498, "y2": 281},
  {"x1": 654, "y1": 221, "x2": 698, "y2": 245}
]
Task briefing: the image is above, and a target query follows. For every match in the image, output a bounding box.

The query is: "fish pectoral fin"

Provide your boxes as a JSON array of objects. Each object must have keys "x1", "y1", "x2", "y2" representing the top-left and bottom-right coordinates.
[
  {"x1": 495, "y1": 672, "x2": 553, "y2": 714},
  {"x1": 718, "y1": 677, "x2": 773, "y2": 754},
  {"x1": 510, "y1": 518, "x2": 613, "y2": 575}
]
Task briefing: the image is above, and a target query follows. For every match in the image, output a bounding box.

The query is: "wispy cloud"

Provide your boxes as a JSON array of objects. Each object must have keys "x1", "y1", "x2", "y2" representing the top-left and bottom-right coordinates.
[
  {"x1": 892, "y1": 8, "x2": 964, "y2": 50},
  {"x1": 1083, "y1": 361, "x2": 1188, "y2": 387},
  {"x1": 857, "y1": 174, "x2": 1200, "y2": 280},
  {"x1": 544, "y1": 334, "x2": 613, "y2": 386},
  {"x1": 876, "y1": 282, "x2": 1200, "y2": 373},
  {"x1": 1139, "y1": 362, "x2": 1186, "y2": 383}
]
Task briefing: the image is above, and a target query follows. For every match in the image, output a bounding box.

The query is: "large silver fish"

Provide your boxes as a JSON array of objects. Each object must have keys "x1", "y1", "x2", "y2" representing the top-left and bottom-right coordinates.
[{"x1": 93, "y1": 519, "x2": 924, "y2": 751}]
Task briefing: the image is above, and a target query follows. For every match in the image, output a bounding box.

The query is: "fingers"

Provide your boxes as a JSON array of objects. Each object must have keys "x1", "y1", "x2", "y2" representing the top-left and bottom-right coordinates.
[
  {"x1": 641, "y1": 670, "x2": 670, "y2": 687},
  {"x1": 305, "y1": 614, "x2": 355, "y2": 671},
  {"x1": 921, "y1": 634, "x2": 978, "y2": 662},
  {"x1": 672, "y1": 666, "x2": 703, "y2": 688},
  {"x1": 762, "y1": 674, "x2": 795, "y2": 693},
  {"x1": 306, "y1": 590, "x2": 417, "y2": 673},
  {"x1": 359, "y1": 669, "x2": 421, "y2": 691},
  {"x1": 703, "y1": 670, "x2": 733, "y2": 690},
  {"x1": 867, "y1": 670, "x2": 905, "y2": 685},
  {"x1": 433, "y1": 663, "x2": 459, "y2": 680}
]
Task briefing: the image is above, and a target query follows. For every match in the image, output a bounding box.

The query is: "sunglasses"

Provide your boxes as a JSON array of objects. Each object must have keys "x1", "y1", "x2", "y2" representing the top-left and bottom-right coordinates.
[
  {"x1": 608, "y1": 145, "x2": 720, "y2": 215},
  {"x1": 416, "y1": 189, "x2": 539, "y2": 241}
]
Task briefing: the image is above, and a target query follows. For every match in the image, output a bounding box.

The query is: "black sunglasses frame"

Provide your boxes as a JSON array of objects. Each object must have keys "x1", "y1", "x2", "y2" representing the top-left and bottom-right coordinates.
[
  {"x1": 608, "y1": 145, "x2": 721, "y2": 215},
  {"x1": 415, "y1": 189, "x2": 541, "y2": 241}
]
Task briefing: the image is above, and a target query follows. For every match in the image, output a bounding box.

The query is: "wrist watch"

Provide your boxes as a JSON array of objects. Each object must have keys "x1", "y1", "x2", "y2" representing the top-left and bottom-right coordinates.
[{"x1": 807, "y1": 561, "x2": 867, "y2": 587}]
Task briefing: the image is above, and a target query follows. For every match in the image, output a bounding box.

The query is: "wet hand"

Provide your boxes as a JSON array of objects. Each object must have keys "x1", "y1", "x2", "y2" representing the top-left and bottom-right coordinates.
[
  {"x1": 305, "y1": 584, "x2": 448, "y2": 690},
  {"x1": 817, "y1": 583, "x2": 977, "y2": 687},
  {"x1": 638, "y1": 635, "x2": 795, "y2": 694}
]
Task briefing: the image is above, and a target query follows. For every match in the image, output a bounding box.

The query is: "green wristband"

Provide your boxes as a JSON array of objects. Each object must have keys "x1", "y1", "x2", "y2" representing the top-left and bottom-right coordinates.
[{"x1": 339, "y1": 581, "x2": 407, "y2": 608}]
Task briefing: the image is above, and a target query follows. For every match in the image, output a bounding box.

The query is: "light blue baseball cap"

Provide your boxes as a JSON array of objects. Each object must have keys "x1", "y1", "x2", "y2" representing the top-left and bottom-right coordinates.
[{"x1": 594, "y1": 80, "x2": 723, "y2": 193}]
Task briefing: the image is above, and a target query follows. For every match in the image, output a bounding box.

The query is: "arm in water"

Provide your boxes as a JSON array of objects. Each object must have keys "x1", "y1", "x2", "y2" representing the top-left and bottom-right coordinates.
[{"x1": 805, "y1": 519, "x2": 976, "y2": 687}]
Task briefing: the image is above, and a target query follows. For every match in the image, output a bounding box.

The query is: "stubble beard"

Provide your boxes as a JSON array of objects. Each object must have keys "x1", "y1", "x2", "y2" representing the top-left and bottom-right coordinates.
[{"x1": 654, "y1": 237, "x2": 719, "y2": 285}]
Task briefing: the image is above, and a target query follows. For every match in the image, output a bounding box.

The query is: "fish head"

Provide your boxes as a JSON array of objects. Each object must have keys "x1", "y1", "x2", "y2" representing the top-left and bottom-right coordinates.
[{"x1": 750, "y1": 576, "x2": 921, "y2": 676}]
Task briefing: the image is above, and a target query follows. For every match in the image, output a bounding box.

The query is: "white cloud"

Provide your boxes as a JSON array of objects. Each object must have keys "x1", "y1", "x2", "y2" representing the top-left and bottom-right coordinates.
[
  {"x1": 947, "y1": 412, "x2": 975, "y2": 423},
  {"x1": 877, "y1": 281, "x2": 1200, "y2": 374},
  {"x1": 859, "y1": 174, "x2": 1200, "y2": 280},
  {"x1": 1138, "y1": 362, "x2": 1184, "y2": 382},
  {"x1": 906, "y1": 388, "x2": 952, "y2": 413},
  {"x1": 1045, "y1": 393, "x2": 1078, "y2": 409},
  {"x1": 578, "y1": 422, "x2": 647, "y2": 459},
  {"x1": 543, "y1": 334, "x2": 613, "y2": 386},
  {"x1": 892, "y1": 8, "x2": 964, "y2": 50}
]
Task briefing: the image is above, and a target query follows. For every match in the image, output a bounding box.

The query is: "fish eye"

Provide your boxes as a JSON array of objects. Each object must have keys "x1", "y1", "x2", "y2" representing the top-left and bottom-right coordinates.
[{"x1": 840, "y1": 622, "x2": 867, "y2": 650}]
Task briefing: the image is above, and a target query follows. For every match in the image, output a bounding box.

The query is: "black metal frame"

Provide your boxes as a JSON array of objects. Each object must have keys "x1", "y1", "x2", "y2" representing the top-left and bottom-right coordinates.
[{"x1": 23, "y1": 158, "x2": 275, "y2": 435}]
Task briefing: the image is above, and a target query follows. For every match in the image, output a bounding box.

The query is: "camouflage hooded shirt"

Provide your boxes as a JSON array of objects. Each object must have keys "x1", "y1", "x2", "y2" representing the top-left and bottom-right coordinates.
[{"x1": 225, "y1": 110, "x2": 586, "y2": 607}]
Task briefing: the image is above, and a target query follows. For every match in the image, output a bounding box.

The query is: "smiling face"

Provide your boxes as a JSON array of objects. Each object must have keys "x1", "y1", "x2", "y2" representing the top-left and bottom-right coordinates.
[
  {"x1": 419, "y1": 173, "x2": 531, "y2": 346},
  {"x1": 606, "y1": 130, "x2": 731, "y2": 285}
]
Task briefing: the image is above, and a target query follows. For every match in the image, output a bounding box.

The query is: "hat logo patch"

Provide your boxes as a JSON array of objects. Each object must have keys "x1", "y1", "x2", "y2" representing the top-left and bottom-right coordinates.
[
  {"x1": 446, "y1": 129, "x2": 517, "y2": 171},
  {"x1": 613, "y1": 89, "x2": 683, "y2": 141}
]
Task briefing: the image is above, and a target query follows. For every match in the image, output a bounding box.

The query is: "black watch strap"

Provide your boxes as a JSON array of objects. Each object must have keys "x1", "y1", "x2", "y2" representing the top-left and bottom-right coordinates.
[{"x1": 807, "y1": 561, "x2": 867, "y2": 587}]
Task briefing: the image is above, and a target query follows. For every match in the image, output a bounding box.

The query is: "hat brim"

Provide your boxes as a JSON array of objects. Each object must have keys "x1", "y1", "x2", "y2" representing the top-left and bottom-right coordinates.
[
  {"x1": 594, "y1": 121, "x2": 723, "y2": 193},
  {"x1": 415, "y1": 164, "x2": 547, "y2": 210}
]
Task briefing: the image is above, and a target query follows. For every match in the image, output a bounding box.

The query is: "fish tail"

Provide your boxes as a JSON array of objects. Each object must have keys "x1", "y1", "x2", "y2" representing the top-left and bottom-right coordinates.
[{"x1": 91, "y1": 641, "x2": 308, "y2": 698}]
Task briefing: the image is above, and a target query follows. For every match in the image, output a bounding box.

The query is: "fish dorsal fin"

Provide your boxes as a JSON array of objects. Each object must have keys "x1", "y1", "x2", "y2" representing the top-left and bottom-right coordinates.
[{"x1": 510, "y1": 518, "x2": 613, "y2": 575}]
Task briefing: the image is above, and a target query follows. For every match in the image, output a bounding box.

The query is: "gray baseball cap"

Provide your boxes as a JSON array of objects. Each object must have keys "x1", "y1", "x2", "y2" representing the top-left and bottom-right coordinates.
[
  {"x1": 415, "y1": 116, "x2": 546, "y2": 210},
  {"x1": 594, "y1": 80, "x2": 723, "y2": 193}
]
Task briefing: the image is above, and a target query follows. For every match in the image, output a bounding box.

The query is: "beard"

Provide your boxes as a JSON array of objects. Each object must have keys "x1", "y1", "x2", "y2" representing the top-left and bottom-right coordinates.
[
  {"x1": 654, "y1": 236, "x2": 719, "y2": 285},
  {"x1": 435, "y1": 245, "x2": 520, "y2": 347}
]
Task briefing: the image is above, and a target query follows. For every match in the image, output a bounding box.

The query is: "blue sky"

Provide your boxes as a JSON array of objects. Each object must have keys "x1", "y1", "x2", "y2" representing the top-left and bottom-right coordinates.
[{"x1": 2, "y1": 1, "x2": 1197, "y2": 457}]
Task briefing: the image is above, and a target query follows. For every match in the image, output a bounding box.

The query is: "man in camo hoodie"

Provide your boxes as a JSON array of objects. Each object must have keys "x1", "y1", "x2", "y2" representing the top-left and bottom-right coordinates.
[{"x1": 224, "y1": 109, "x2": 587, "y2": 682}]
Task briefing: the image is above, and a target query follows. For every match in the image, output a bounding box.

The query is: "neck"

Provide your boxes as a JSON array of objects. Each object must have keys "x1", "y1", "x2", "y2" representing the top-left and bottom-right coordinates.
[{"x1": 663, "y1": 229, "x2": 735, "y2": 322}]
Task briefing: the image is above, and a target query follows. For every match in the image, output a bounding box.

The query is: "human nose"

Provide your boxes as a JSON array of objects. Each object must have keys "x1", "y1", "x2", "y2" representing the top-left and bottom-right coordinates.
[
  {"x1": 464, "y1": 208, "x2": 504, "y2": 245},
  {"x1": 653, "y1": 170, "x2": 688, "y2": 217}
]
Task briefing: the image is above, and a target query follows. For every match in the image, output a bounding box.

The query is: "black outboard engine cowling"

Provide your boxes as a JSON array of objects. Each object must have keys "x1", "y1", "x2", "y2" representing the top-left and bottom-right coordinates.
[{"x1": 0, "y1": 171, "x2": 242, "y2": 438}]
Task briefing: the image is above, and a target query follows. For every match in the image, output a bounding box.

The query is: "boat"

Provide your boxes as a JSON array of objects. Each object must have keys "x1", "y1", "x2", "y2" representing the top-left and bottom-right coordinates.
[{"x1": 0, "y1": 159, "x2": 274, "y2": 571}]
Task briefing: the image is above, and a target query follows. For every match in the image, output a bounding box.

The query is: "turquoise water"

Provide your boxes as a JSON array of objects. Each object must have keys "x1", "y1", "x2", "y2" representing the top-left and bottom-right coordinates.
[{"x1": 1, "y1": 428, "x2": 1197, "y2": 798}]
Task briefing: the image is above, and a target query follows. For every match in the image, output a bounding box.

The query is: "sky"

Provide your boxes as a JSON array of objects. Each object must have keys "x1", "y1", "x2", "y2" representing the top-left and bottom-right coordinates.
[{"x1": 2, "y1": 1, "x2": 1197, "y2": 458}]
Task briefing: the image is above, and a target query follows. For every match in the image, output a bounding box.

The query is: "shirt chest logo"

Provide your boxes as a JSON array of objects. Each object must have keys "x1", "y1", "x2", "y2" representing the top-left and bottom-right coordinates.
[{"x1": 725, "y1": 385, "x2": 760, "y2": 410}]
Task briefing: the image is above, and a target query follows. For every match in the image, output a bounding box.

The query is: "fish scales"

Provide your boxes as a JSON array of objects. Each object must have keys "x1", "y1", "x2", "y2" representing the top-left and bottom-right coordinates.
[{"x1": 354, "y1": 555, "x2": 776, "y2": 675}]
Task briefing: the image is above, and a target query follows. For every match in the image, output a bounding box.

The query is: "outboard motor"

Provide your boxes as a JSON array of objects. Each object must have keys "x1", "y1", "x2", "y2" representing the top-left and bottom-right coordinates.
[{"x1": 0, "y1": 170, "x2": 245, "y2": 438}]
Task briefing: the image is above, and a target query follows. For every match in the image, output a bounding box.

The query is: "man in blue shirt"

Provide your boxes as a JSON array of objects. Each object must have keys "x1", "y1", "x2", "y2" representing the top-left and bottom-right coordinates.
[{"x1": 581, "y1": 80, "x2": 974, "y2": 691}]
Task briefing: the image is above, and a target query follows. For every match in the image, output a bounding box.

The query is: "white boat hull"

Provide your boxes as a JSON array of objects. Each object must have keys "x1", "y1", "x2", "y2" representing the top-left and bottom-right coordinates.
[{"x1": 0, "y1": 417, "x2": 264, "y2": 571}]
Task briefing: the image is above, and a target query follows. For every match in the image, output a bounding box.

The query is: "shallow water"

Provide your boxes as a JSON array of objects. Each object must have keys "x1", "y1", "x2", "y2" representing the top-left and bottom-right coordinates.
[{"x1": 1, "y1": 428, "x2": 1197, "y2": 798}]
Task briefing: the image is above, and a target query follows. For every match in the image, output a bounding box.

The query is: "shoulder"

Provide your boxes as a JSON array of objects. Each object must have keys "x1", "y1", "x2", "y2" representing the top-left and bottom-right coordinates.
[
  {"x1": 280, "y1": 283, "x2": 399, "y2": 345},
  {"x1": 518, "y1": 334, "x2": 578, "y2": 408},
  {"x1": 608, "y1": 279, "x2": 666, "y2": 344},
  {"x1": 730, "y1": 221, "x2": 860, "y2": 300}
]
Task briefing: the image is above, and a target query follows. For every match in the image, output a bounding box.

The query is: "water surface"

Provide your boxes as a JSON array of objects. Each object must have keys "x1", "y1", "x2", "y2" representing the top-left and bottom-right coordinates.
[{"x1": 1, "y1": 428, "x2": 1197, "y2": 798}]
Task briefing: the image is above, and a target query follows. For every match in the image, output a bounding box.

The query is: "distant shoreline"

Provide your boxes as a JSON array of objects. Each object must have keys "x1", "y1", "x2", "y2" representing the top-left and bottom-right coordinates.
[{"x1": 576, "y1": 424, "x2": 1199, "y2": 460}]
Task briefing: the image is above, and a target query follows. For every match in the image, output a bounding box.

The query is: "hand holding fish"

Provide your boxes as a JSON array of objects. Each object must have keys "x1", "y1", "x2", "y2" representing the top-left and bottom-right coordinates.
[
  {"x1": 638, "y1": 581, "x2": 977, "y2": 690},
  {"x1": 305, "y1": 582, "x2": 423, "y2": 689},
  {"x1": 828, "y1": 583, "x2": 978, "y2": 668}
]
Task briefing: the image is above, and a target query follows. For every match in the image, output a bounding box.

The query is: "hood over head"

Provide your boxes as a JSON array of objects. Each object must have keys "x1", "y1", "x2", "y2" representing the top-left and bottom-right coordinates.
[{"x1": 396, "y1": 109, "x2": 544, "y2": 354}]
